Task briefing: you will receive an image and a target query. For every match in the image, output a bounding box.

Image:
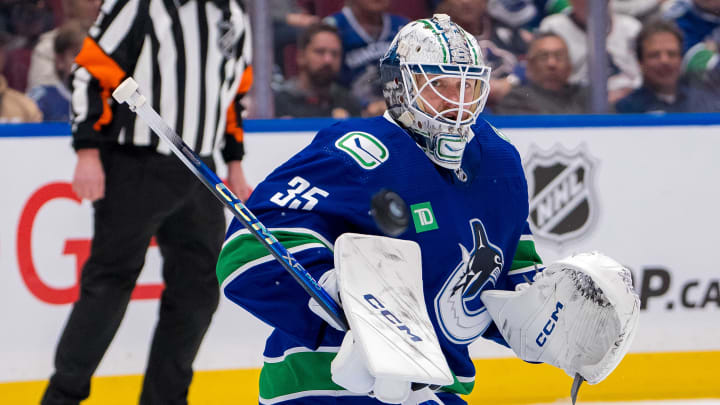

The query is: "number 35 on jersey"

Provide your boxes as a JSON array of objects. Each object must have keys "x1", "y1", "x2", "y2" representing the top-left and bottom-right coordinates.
[{"x1": 270, "y1": 176, "x2": 329, "y2": 210}]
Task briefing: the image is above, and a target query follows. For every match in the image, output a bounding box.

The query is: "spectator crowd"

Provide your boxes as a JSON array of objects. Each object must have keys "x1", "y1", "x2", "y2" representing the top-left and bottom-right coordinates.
[{"x1": 2, "y1": 0, "x2": 720, "y2": 122}]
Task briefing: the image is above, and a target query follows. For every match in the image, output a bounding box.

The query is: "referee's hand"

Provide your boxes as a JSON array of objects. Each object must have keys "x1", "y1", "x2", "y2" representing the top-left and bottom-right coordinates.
[
  {"x1": 226, "y1": 160, "x2": 252, "y2": 202},
  {"x1": 72, "y1": 148, "x2": 105, "y2": 202}
]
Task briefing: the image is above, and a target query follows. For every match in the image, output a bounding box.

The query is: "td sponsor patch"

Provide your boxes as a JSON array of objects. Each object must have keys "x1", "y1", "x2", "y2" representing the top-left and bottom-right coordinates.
[{"x1": 410, "y1": 202, "x2": 438, "y2": 233}]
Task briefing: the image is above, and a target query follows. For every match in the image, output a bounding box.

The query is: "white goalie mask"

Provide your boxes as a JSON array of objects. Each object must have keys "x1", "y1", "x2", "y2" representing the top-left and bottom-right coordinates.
[{"x1": 380, "y1": 14, "x2": 491, "y2": 170}]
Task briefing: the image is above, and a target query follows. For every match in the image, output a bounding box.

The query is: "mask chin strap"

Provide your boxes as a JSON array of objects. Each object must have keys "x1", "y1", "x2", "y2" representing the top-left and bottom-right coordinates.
[{"x1": 397, "y1": 111, "x2": 414, "y2": 127}]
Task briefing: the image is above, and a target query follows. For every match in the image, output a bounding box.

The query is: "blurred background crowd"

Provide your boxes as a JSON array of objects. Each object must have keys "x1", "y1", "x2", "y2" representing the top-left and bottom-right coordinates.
[{"x1": 2, "y1": 0, "x2": 720, "y2": 122}]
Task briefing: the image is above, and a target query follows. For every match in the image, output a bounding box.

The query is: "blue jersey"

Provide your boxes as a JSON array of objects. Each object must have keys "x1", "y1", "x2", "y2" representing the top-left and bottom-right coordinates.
[
  {"x1": 666, "y1": 0, "x2": 720, "y2": 52},
  {"x1": 324, "y1": 8, "x2": 408, "y2": 90},
  {"x1": 665, "y1": 0, "x2": 720, "y2": 72},
  {"x1": 217, "y1": 114, "x2": 543, "y2": 404},
  {"x1": 27, "y1": 83, "x2": 71, "y2": 122}
]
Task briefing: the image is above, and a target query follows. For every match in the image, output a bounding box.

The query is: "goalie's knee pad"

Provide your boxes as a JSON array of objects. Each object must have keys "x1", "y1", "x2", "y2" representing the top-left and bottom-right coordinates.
[
  {"x1": 481, "y1": 251, "x2": 640, "y2": 384},
  {"x1": 330, "y1": 233, "x2": 454, "y2": 403}
]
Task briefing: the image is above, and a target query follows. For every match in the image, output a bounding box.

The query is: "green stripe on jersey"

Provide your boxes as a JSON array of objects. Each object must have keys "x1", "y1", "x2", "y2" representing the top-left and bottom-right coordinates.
[
  {"x1": 216, "y1": 230, "x2": 331, "y2": 285},
  {"x1": 259, "y1": 351, "x2": 343, "y2": 400},
  {"x1": 441, "y1": 375, "x2": 475, "y2": 395},
  {"x1": 545, "y1": 0, "x2": 570, "y2": 14},
  {"x1": 258, "y1": 349, "x2": 475, "y2": 400},
  {"x1": 510, "y1": 239, "x2": 543, "y2": 271}
]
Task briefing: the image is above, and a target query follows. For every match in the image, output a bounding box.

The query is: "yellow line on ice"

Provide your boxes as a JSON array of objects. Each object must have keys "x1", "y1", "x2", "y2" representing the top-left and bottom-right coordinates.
[{"x1": 2, "y1": 351, "x2": 718, "y2": 404}]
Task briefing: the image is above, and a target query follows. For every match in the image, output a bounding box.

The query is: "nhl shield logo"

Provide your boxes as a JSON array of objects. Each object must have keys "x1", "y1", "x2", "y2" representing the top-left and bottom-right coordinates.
[{"x1": 524, "y1": 144, "x2": 598, "y2": 245}]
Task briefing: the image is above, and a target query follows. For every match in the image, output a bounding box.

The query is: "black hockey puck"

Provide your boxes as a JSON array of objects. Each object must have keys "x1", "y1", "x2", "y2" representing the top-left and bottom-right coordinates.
[{"x1": 370, "y1": 189, "x2": 410, "y2": 237}]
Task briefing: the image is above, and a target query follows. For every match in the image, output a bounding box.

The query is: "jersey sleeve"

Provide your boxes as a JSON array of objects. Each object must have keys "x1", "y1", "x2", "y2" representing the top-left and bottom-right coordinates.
[
  {"x1": 481, "y1": 128, "x2": 545, "y2": 347},
  {"x1": 507, "y1": 221, "x2": 544, "y2": 285},
  {"x1": 221, "y1": 8, "x2": 253, "y2": 163},
  {"x1": 216, "y1": 129, "x2": 374, "y2": 348},
  {"x1": 481, "y1": 221, "x2": 544, "y2": 348},
  {"x1": 71, "y1": 0, "x2": 147, "y2": 149}
]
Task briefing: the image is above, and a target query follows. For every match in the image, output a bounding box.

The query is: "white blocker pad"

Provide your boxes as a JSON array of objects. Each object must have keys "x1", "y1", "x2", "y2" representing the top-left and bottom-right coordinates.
[
  {"x1": 334, "y1": 233, "x2": 454, "y2": 387},
  {"x1": 480, "y1": 252, "x2": 640, "y2": 384}
]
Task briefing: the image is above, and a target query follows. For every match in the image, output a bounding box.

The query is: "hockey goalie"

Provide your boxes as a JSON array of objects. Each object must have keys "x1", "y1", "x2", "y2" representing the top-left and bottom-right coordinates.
[{"x1": 216, "y1": 14, "x2": 640, "y2": 405}]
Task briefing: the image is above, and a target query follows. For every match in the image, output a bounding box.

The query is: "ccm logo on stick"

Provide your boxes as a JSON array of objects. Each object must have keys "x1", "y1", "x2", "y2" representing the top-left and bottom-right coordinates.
[
  {"x1": 363, "y1": 294, "x2": 422, "y2": 342},
  {"x1": 536, "y1": 301, "x2": 564, "y2": 347}
]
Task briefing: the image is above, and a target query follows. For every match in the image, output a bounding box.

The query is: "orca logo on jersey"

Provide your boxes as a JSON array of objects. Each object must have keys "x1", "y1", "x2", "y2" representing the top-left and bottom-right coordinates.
[
  {"x1": 434, "y1": 219, "x2": 504, "y2": 344},
  {"x1": 335, "y1": 132, "x2": 390, "y2": 170},
  {"x1": 524, "y1": 144, "x2": 598, "y2": 246}
]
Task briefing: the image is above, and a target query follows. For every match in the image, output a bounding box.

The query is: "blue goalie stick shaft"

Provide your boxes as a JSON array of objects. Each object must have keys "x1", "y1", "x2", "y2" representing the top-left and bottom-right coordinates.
[{"x1": 112, "y1": 77, "x2": 348, "y2": 331}]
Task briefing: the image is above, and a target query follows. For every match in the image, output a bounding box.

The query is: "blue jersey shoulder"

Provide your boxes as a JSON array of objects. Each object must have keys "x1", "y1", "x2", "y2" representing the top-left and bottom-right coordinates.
[
  {"x1": 308, "y1": 115, "x2": 419, "y2": 174},
  {"x1": 467, "y1": 118, "x2": 524, "y2": 178}
]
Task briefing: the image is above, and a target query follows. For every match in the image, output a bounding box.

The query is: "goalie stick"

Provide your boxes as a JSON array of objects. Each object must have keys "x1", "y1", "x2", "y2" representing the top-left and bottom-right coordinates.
[{"x1": 112, "y1": 77, "x2": 349, "y2": 330}]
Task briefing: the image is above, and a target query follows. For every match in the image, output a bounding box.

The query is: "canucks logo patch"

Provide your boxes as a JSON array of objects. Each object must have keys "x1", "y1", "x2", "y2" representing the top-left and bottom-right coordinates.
[
  {"x1": 524, "y1": 143, "x2": 599, "y2": 245},
  {"x1": 335, "y1": 132, "x2": 389, "y2": 170},
  {"x1": 434, "y1": 219, "x2": 503, "y2": 344}
]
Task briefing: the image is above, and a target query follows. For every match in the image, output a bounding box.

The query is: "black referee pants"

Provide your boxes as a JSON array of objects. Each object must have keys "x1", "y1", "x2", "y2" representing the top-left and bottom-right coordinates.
[{"x1": 42, "y1": 147, "x2": 224, "y2": 405}]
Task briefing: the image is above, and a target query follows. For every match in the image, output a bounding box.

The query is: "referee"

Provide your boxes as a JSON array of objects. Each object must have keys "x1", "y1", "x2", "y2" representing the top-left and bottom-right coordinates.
[{"x1": 41, "y1": 1, "x2": 252, "y2": 404}]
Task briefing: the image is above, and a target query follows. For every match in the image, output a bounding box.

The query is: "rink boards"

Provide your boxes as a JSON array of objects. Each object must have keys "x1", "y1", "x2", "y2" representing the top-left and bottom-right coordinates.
[{"x1": 0, "y1": 114, "x2": 718, "y2": 403}]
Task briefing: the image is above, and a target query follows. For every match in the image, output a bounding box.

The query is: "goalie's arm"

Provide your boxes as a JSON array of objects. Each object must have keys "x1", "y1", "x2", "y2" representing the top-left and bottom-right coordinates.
[
  {"x1": 217, "y1": 208, "x2": 341, "y2": 347},
  {"x1": 215, "y1": 144, "x2": 377, "y2": 346},
  {"x1": 506, "y1": 222, "x2": 544, "y2": 285},
  {"x1": 482, "y1": 221, "x2": 544, "y2": 347}
]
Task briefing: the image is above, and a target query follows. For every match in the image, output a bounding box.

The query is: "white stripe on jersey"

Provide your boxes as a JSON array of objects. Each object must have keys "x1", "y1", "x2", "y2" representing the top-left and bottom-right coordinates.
[
  {"x1": 201, "y1": 1, "x2": 223, "y2": 156},
  {"x1": 73, "y1": 0, "x2": 250, "y2": 156},
  {"x1": 507, "y1": 265, "x2": 541, "y2": 276},
  {"x1": 456, "y1": 375, "x2": 475, "y2": 383},
  {"x1": 179, "y1": 1, "x2": 202, "y2": 152},
  {"x1": 259, "y1": 390, "x2": 365, "y2": 405},
  {"x1": 89, "y1": 0, "x2": 119, "y2": 37},
  {"x1": 263, "y1": 346, "x2": 340, "y2": 364},
  {"x1": 219, "y1": 243, "x2": 328, "y2": 291},
  {"x1": 214, "y1": 6, "x2": 253, "y2": 149},
  {"x1": 152, "y1": 0, "x2": 179, "y2": 145},
  {"x1": 221, "y1": 227, "x2": 334, "y2": 250},
  {"x1": 132, "y1": 39, "x2": 153, "y2": 146},
  {"x1": 98, "y1": 0, "x2": 140, "y2": 54},
  {"x1": 70, "y1": 68, "x2": 91, "y2": 131},
  {"x1": 99, "y1": 0, "x2": 120, "y2": 16}
]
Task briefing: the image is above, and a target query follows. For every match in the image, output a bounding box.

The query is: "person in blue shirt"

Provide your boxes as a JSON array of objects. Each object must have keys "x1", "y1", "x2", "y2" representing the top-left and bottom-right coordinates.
[
  {"x1": 324, "y1": 0, "x2": 408, "y2": 111},
  {"x1": 217, "y1": 13, "x2": 545, "y2": 405},
  {"x1": 664, "y1": 0, "x2": 720, "y2": 73},
  {"x1": 28, "y1": 20, "x2": 84, "y2": 122},
  {"x1": 616, "y1": 19, "x2": 720, "y2": 113}
]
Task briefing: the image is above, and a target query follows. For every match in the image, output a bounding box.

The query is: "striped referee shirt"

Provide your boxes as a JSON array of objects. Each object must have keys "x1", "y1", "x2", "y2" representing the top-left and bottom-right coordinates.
[{"x1": 71, "y1": 0, "x2": 252, "y2": 161}]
